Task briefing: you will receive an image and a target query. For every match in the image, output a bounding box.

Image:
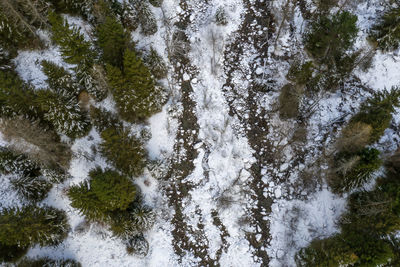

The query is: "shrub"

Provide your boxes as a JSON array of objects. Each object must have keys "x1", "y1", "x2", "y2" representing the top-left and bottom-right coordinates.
[
  {"x1": 36, "y1": 89, "x2": 91, "y2": 139},
  {"x1": 107, "y1": 49, "x2": 163, "y2": 122},
  {"x1": 332, "y1": 148, "x2": 382, "y2": 193},
  {"x1": 336, "y1": 122, "x2": 372, "y2": 153},
  {"x1": 17, "y1": 257, "x2": 82, "y2": 267},
  {"x1": 287, "y1": 61, "x2": 314, "y2": 86},
  {"x1": 352, "y1": 88, "x2": 400, "y2": 143},
  {"x1": 68, "y1": 168, "x2": 137, "y2": 221},
  {"x1": 0, "y1": 205, "x2": 69, "y2": 248},
  {"x1": 278, "y1": 83, "x2": 302, "y2": 119},
  {"x1": 100, "y1": 127, "x2": 147, "y2": 177},
  {"x1": 95, "y1": 15, "x2": 129, "y2": 68},
  {"x1": 304, "y1": 11, "x2": 358, "y2": 64},
  {"x1": 370, "y1": 7, "x2": 400, "y2": 52}
]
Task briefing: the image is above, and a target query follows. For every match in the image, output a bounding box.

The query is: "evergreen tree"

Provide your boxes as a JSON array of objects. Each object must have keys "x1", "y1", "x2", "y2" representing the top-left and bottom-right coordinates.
[
  {"x1": 352, "y1": 88, "x2": 400, "y2": 143},
  {"x1": 68, "y1": 168, "x2": 137, "y2": 221},
  {"x1": 76, "y1": 64, "x2": 109, "y2": 102},
  {"x1": 121, "y1": 0, "x2": 158, "y2": 35},
  {"x1": 149, "y1": 0, "x2": 163, "y2": 7},
  {"x1": 332, "y1": 148, "x2": 382, "y2": 193},
  {"x1": 0, "y1": 205, "x2": 69, "y2": 248},
  {"x1": 107, "y1": 49, "x2": 164, "y2": 122},
  {"x1": 0, "y1": 70, "x2": 43, "y2": 121},
  {"x1": 0, "y1": 243, "x2": 28, "y2": 263},
  {"x1": 370, "y1": 7, "x2": 400, "y2": 52},
  {"x1": 215, "y1": 6, "x2": 228, "y2": 26},
  {"x1": 144, "y1": 47, "x2": 168, "y2": 79},
  {"x1": 49, "y1": 12, "x2": 94, "y2": 65},
  {"x1": 100, "y1": 127, "x2": 147, "y2": 177},
  {"x1": 17, "y1": 257, "x2": 82, "y2": 267},
  {"x1": 41, "y1": 60, "x2": 80, "y2": 98},
  {"x1": 48, "y1": 0, "x2": 94, "y2": 21},
  {"x1": 95, "y1": 15, "x2": 129, "y2": 68},
  {"x1": 36, "y1": 89, "x2": 91, "y2": 139},
  {"x1": 125, "y1": 234, "x2": 149, "y2": 256},
  {"x1": 89, "y1": 106, "x2": 123, "y2": 133},
  {"x1": 109, "y1": 206, "x2": 155, "y2": 239},
  {"x1": 304, "y1": 11, "x2": 358, "y2": 64},
  {"x1": 0, "y1": 46, "x2": 12, "y2": 70}
]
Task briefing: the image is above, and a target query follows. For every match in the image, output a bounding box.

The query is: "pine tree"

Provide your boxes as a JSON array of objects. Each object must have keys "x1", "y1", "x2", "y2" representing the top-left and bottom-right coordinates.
[
  {"x1": 95, "y1": 15, "x2": 129, "y2": 68},
  {"x1": 17, "y1": 257, "x2": 82, "y2": 267},
  {"x1": 49, "y1": 12, "x2": 94, "y2": 65},
  {"x1": 332, "y1": 148, "x2": 382, "y2": 193},
  {"x1": 370, "y1": 7, "x2": 400, "y2": 52},
  {"x1": 41, "y1": 60, "x2": 80, "y2": 98},
  {"x1": 0, "y1": 242, "x2": 28, "y2": 263},
  {"x1": 125, "y1": 234, "x2": 149, "y2": 256},
  {"x1": 89, "y1": 106, "x2": 123, "y2": 133},
  {"x1": 0, "y1": 205, "x2": 69, "y2": 248},
  {"x1": 36, "y1": 89, "x2": 91, "y2": 139},
  {"x1": 149, "y1": 0, "x2": 162, "y2": 7},
  {"x1": 49, "y1": 0, "x2": 94, "y2": 21},
  {"x1": 304, "y1": 11, "x2": 358, "y2": 64},
  {"x1": 107, "y1": 49, "x2": 164, "y2": 122},
  {"x1": 215, "y1": 7, "x2": 228, "y2": 26},
  {"x1": 352, "y1": 88, "x2": 400, "y2": 143},
  {"x1": 0, "y1": 46, "x2": 12, "y2": 70},
  {"x1": 109, "y1": 206, "x2": 155, "y2": 239},
  {"x1": 144, "y1": 47, "x2": 168, "y2": 79},
  {"x1": 121, "y1": 0, "x2": 157, "y2": 35},
  {"x1": 76, "y1": 64, "x2": 108, "y2": 102},
  {"x1": 100, "y1": 127, "x2": 147, "y2": 177},
  {"x1": 68, "y1": 168, "x2": 137, "y2": 221},
  {"x1": 0, "y1": 70, "x2": 43, "y2": 121}
]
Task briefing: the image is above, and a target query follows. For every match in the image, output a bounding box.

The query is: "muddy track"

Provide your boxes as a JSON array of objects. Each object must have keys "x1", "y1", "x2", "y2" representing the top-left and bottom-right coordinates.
[
  {"x1": 222, "y1": 0, "x2": 275, "y2": 264},
  {"x1": 163, "y1": 2, "x2": 221, "y2": 265}
]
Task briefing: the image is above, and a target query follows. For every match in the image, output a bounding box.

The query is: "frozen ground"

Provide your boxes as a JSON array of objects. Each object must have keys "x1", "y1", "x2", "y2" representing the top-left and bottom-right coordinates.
[{"x1": 2, "y1": 0, "x2": 400, "y2": 266}]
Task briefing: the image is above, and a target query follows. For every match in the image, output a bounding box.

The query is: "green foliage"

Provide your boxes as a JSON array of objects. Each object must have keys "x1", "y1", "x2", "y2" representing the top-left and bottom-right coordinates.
[
  {"x1": 295, "y1": 235, "x2": 358, "y2": 267},
  {"x1": 144, "y1": 47, "x2": 168, "y2": 79},
  {"x1": 287, "y1": 61, "x2": 314, "y2": 86},
  {"x1": 304, "y1": 11, "x2": 358, "y2": 64},
  {"x1": 49, "y1": 12, "x2": 94, "y2": 65},
  {"x1": 0, "y1": 0, "x2": 48, "y2": 51},
  {"x1": 48, "y1": 0, "x2": 94, "y2": 21},
  {"x1": 17, "y1": 257, "x2": 82, "y2": 267},
  {"x1": 149, "y1": 0, "x2": 162, "y2": 7},
  {"x1": 0, "y1": 70, "x2": 43, "y2": 121},
  {"x1": 0, "y1": 205, "x2": 69, "y2": 248},
  {"x1": 109, "y1": 206, "x2": 155, "y2": 239},
  {"x1": 36, "y1": 89, "x2": 91, "y2": 139},
  {"x1": 121, "y1": 0, "x2": 158, "y2": 35},
  {"x1": 333, "y1": 148, "x2": 382, "y2": 193},
  {"x1": 11, "y1": 175, "x2": 52, "y2": 202},
  {"x1": 96, "y1": 15, "x2": 129, "y2": 68},
  {"x1": 41, "y1": 60, "x2": 80, "y2": 97},
  {"x1": 68, "y1": 168, "x2": 137, "y2": 221},
  {"x1": 352, "y1": 88, "x2": 400, "y2": 143},
  {"x1": 107, "y1": 49, "x2": 164, "y2": 122},
  {"x1": 89, "y1": 106, "x2": 123, "y2": 133},
  {"x1": 76, "y1": 64, "x2": 109, "y2": 102},
  {"x1": 0, "y1": 243, "x2": 28, "y2": 263},
  {"x1": 100, "y1": 127, "x2": 147, "y2": 177},
  {"x1": 370, "y1": 7, "x2": 400, "y2": 52}
]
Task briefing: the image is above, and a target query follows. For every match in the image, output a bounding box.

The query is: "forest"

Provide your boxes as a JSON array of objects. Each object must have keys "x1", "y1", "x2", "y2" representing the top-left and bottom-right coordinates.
[{"x1": 0, "y1": 0, "x2": 399, "y2": 266}]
